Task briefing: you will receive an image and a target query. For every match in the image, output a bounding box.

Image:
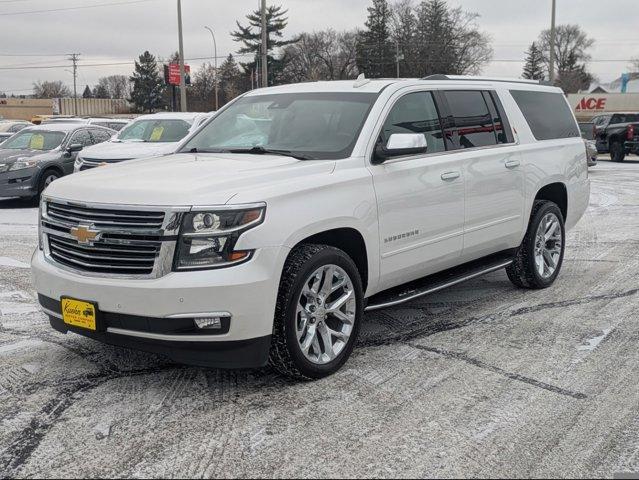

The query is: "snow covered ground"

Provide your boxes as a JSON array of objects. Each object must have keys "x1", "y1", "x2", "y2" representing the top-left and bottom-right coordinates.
[{"x1": 0, "y1": 158, "x2": 638, "y2": 478}]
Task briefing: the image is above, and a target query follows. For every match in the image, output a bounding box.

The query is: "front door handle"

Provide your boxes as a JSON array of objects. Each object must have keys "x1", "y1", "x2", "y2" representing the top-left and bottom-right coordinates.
[
  {"x1": 441, "y1": 171, "x2": 461, "y2": 181},
  {"x1": 505, "y1": 159, "x2": 520, "y2": 169}
]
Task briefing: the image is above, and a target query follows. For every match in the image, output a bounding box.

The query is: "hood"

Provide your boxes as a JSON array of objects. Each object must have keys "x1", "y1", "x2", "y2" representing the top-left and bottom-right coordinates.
[
  {"x1": 0, "y1": 148, "x2": 59, "y2": 165},
  {"x1": 79, "y1": 141, "x2": 177, "y2": 161},
  {"x1": 45, "y1": 152, "x2": 336, "y2": 206}
]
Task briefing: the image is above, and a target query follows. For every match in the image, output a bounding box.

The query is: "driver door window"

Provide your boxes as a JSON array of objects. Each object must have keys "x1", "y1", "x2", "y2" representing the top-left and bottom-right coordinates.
[{"x1": 380, "y1": 91, "x2": 445, "y2": 154}]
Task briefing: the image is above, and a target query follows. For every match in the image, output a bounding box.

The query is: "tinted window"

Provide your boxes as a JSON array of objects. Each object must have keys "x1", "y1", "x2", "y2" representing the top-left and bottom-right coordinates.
[
  {"x1": 109, "y1": 122, "x2": 127, "y2": 131},
  {"x1": 380, "y1": 92, "x2": 445, "y2": 154},
  {"x1": 444, "y1": 90, "x2": 498, "y2": 149},
  {"x1": 510, "y1": 90, "x2": 580, "y2": 140},
  {"x1": 579, "y1": 122, "x2": 595, "y2": 140},
  {"x1": 69, "y1": 129, "x2": 93, "y2": 147},
  {"x1": 183, "y1": 92, "x2": 378, "y2": 160},
  {"x1": 610, "y1": 113, "x2": 639, "y2": 125}
]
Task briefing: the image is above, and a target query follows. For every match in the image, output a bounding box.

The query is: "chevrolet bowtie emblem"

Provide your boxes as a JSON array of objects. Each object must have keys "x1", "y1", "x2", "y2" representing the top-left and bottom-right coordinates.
[{"x1": 70, "y1": 225, "x2": 101, "y2": 245}]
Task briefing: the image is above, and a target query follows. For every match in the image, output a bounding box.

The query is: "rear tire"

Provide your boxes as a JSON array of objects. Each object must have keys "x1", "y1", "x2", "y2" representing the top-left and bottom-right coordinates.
[
  {"x1": 269, "y1": 244, "x2": 363, "y2": 380},
  {"x1": 507, "y1": 201, "x2": 565, "y2": 289},
  {"x1": 610, "y1": 141, "x2": 625, "y2": 162}
]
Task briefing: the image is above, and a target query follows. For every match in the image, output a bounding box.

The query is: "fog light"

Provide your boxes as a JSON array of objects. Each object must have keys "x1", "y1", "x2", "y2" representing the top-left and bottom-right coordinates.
[{"x1": 194, "y1": 317, "x2": 222, "y2": 330}]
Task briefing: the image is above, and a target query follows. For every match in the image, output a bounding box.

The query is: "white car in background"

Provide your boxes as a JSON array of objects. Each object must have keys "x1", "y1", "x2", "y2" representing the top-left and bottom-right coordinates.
[
  {"x1": 73, "y1": 112, "x2": 213, "y2": 172},
  {"x1": 42, "y1": 117, "x2": 131, "y2": 131}
]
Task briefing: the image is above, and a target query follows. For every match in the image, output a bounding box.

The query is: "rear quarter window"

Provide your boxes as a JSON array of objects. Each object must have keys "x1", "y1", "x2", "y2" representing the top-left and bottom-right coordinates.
[{"x1": 510, "y1": 90, "x2": 580, "y2": 141}]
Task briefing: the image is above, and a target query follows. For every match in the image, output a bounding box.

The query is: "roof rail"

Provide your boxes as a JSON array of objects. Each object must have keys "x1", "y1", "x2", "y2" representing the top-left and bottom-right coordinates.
[{"x1": 421, "y1": 74, "x2": 542, "y2": 85}]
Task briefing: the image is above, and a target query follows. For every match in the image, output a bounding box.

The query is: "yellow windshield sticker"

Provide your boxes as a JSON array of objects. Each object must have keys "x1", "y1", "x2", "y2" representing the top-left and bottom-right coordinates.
[
  {"x1": 150, "y1": 126, "x2": 164, "y2": 142},
  {"x1": 29, "y1": 134, "x2": 45, "y2": 150}
]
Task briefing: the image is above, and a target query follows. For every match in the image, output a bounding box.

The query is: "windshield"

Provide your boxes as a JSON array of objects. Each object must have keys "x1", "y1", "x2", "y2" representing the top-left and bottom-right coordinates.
[
  {"x1": 182, "y1": 92, "x2": 378, "y2": 160},
  {"x1": 1, "y1": 130, "x2": 66, "y2": 151},
  {"x1": 117, "y1": 119, "x2": 192, "y2": 143}
]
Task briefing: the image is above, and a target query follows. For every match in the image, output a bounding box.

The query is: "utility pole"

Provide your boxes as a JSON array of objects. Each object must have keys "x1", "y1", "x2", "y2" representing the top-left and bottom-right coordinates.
[
  {"x1": 204, "y1": 26, "x2": 219, "y2": 111},
  {"x1": 395, "y1": 40, "x2": 404, "y2": 79},
  {"x1": 68, "y1": 53, "x2": 80, "y2": 116},
  {"x1": 260, "y1": 0, "x2": 268, "y2": 88},
  {"x1": 549, "y1": 0, "x2": 557, "y2": 84},
  {"x1": 177, "y1": 0, "x2": 187, "y2": 111}
]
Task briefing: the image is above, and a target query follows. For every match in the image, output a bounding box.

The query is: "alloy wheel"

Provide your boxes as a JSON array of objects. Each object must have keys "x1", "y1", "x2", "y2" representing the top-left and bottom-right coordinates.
[
  {"x1": 295, "y1": 264, "x2": 357, "y2": 365},
  {"x1": 534, "y1": 212, "x2": 563, "y2": 279}
]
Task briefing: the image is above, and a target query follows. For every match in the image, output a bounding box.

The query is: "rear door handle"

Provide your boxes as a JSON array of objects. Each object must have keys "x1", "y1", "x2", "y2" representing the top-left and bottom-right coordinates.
[
  {"x1": 441, "y1": 171, "x2": 461, "y2": 181},
  {"x1": 505, "y1": 160, "x2": 520, "y2": 169}
]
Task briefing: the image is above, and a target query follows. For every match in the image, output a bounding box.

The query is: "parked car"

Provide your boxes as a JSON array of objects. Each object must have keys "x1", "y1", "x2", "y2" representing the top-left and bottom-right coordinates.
[
  {"x1": 73, "y1": 112, "x2": 213, "y2": 172},
  {"x1": 592, "y1": 112, "x2": 639, "y2": 162},
  {"x1": 0, "y1": 124, "x2": 115, "y2": 200},
  {"x1": 33, "y1": 76, "x2": 589, "y2": 379},
  {"x1": 578, "y1": 122, "x2": 597, "y2": 167},
  {"x1": 42, "y1": 117, "x2": 130, "y2": 131},
  {"x1": 0, "y1": 121, "x2": 31, "y2": 143}
]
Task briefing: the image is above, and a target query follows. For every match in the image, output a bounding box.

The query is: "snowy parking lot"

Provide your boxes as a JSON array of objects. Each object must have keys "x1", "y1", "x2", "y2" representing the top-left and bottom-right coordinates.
[{"x1": 0, "y1": 158, "x2": 638, "y2": 478}]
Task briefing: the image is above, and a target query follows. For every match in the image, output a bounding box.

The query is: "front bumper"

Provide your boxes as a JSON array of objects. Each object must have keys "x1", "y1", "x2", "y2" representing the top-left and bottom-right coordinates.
[
  {"x1": 32, "y1": 246, "x2": 289, "y2": 368},
  {"x1": 0, "y1": 167, "x2": 38, "y2": 198}
]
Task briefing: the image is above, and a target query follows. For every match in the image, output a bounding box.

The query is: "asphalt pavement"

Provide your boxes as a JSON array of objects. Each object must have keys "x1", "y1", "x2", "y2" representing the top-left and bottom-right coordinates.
[{"x1": 0, "y1": 158, "x2": 638, "y2": 478}]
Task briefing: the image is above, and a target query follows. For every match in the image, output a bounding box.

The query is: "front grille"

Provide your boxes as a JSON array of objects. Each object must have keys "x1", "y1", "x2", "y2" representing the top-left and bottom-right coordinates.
[
  {"x1": 46, "y1": 202, "x2": 165, "y2": 229},
  {"x1": 80, "y1": 158, "x2": 131, "y2": 171},
  {"x1": 48, "y1": 235, "x2": 160, "y2": 275},
  {"x1": 43, "y1": 200, "x2": 173, "y2": 277}
]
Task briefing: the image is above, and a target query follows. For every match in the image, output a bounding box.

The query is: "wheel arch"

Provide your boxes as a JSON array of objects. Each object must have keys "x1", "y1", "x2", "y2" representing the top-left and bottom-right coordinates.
[
  {"x1": 292, "y1": 227, "x2": 370, "y2": 293},
  {"x1": 534, "y1": 182, "x2": 568, "y2": 221}
]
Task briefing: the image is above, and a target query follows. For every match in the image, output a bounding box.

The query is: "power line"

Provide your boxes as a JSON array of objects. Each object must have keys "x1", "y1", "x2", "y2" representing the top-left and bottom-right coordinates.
[{"x1": 0, "y1": 0, "x2": 161, "y2": 16}]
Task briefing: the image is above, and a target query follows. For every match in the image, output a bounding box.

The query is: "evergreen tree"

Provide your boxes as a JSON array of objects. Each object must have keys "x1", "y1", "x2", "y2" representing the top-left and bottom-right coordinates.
[
  {"x1": 231, "y1": 4, "x2": 296, "y2": 87},
  {"x1": 522, "y1": 42, "x2": 546, "y2": 80},
  {"x1": 82, "y1": 85, "x2": 93, "y2": 99},
  {"x1": 415, "y1": 0, "x2": 456, "y2": 76},
  {"x1": 92, "y1": 84, "x2": 109, "y2": 99},
  {"x1": 356, "y1": 0, "x2": 395, "y2": 78},
  {"x1": 129, "y1": 51, "x2": 166, "y2": 113}
]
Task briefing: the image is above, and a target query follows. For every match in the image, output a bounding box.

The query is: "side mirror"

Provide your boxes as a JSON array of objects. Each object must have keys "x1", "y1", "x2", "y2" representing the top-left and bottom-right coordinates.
[
  {"x1": 373, "y1": 133, "x2": 428, "y2": 164},
  {"x1": 65, "y1": 144, "x2": 83, "y2": 156}
]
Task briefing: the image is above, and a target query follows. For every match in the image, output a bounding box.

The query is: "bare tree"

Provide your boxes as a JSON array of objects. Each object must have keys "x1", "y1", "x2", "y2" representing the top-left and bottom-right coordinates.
[
  {"x1": 630, "y1": 57, "x2": 639, "y2": 72},
  {"x1": 538, "y1": 24, "x2": 595, "y2": 92},
  {"x1": 33, "y1": 80, "x2": 72, "y2": 98},
  {"x1": 96, "y1": 75, "x2": 131, "y2": 99},
  {"x1": 283, "y1": 30, "x2": 359, "y2": 83},
  {"x1": 188, "y1": 63, "x2": 216, "y2": 112}
]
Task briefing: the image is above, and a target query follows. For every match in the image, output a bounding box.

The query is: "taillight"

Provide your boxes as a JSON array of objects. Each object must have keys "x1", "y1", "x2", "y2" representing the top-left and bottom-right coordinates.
[{"x1": 628, "y1": 124, "x2": 635, "y2": 141}]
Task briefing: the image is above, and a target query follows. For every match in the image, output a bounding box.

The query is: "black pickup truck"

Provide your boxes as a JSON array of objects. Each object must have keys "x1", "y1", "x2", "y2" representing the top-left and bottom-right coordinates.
[{"x1": 592, "y1": 112, "x2": 639, "y2": 162}]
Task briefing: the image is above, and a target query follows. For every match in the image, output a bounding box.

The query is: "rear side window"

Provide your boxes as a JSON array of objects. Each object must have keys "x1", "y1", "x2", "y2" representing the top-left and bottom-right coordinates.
[
  {"x1": 611, "y1": 113, "x2": 639, "y2": 125},
  {"x1": 380, "y1": 91, "x2": 445, "y2": 154},
  {"x1": 510, "y1": 90, "x2": 580, "y2": 140},
  {"x1": 443, "y1": 90, "x2": 498, "y2": 149}
]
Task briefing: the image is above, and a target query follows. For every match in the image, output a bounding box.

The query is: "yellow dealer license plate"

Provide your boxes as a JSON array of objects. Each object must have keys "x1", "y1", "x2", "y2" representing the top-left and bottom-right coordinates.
[{"x1": 61, "y1": 298, "x2": 97, "y2": 331}]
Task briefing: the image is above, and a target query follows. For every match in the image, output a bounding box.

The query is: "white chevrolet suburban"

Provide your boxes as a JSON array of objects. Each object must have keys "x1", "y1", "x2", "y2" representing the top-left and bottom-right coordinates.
[{"x1": 32, "y1": 76, "x2": 590, "y2": 379}]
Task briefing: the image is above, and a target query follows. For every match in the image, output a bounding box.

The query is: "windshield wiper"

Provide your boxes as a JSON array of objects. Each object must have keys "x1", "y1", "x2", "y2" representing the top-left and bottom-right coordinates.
[{"x1": 227, "y1": 146, "x2": 315, "y2": 160}]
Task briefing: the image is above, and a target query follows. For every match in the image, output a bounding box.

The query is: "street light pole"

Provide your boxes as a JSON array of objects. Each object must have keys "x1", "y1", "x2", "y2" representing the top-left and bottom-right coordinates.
[
  {"x1": 260, "y1": 0, "x2": 268, "y2": 88},
  {"x1": 204, "y1": 26, "x2": 219, "y2": 111},
  {"x1": 177, "y1": 0, "x2": 187, "y2": 111},
  {"x1": 549, "y1": 0, "x2": 557, "y2": 84}
]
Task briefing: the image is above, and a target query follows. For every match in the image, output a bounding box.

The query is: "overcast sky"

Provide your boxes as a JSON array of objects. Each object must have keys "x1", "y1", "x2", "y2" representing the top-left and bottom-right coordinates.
[{"x1": 0, "y1": 0, "x2": 637, "y2": 95}]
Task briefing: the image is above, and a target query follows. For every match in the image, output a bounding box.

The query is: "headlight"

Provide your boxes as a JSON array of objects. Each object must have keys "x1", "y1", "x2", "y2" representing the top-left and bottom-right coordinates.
[
  {"x1": 9, "y1": 158, "x2": 38, "y2": 171},
  {"x1": 174, "y1": 205, "x2": 265, "y2": 270}
]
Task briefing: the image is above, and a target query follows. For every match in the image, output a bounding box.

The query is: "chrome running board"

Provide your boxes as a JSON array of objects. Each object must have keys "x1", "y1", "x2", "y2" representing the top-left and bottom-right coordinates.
[{"x1": 365, "y1": 253, "x2": 514, "y2": 312}]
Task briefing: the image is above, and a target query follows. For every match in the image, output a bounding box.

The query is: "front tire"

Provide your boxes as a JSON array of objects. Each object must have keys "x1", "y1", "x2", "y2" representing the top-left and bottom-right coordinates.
[
  {"x1": 269, "y1": 244, "x2": 363, "y2": 380},
  {"x1": 507, "y1": 201, "x2": 565, "y2": 289},
  {"x1": 37, "y1": 169, "x2": 61, "y2": 198},
  {"x1": 610, "y1": 141, "x2": 625, "y2": 162}
]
